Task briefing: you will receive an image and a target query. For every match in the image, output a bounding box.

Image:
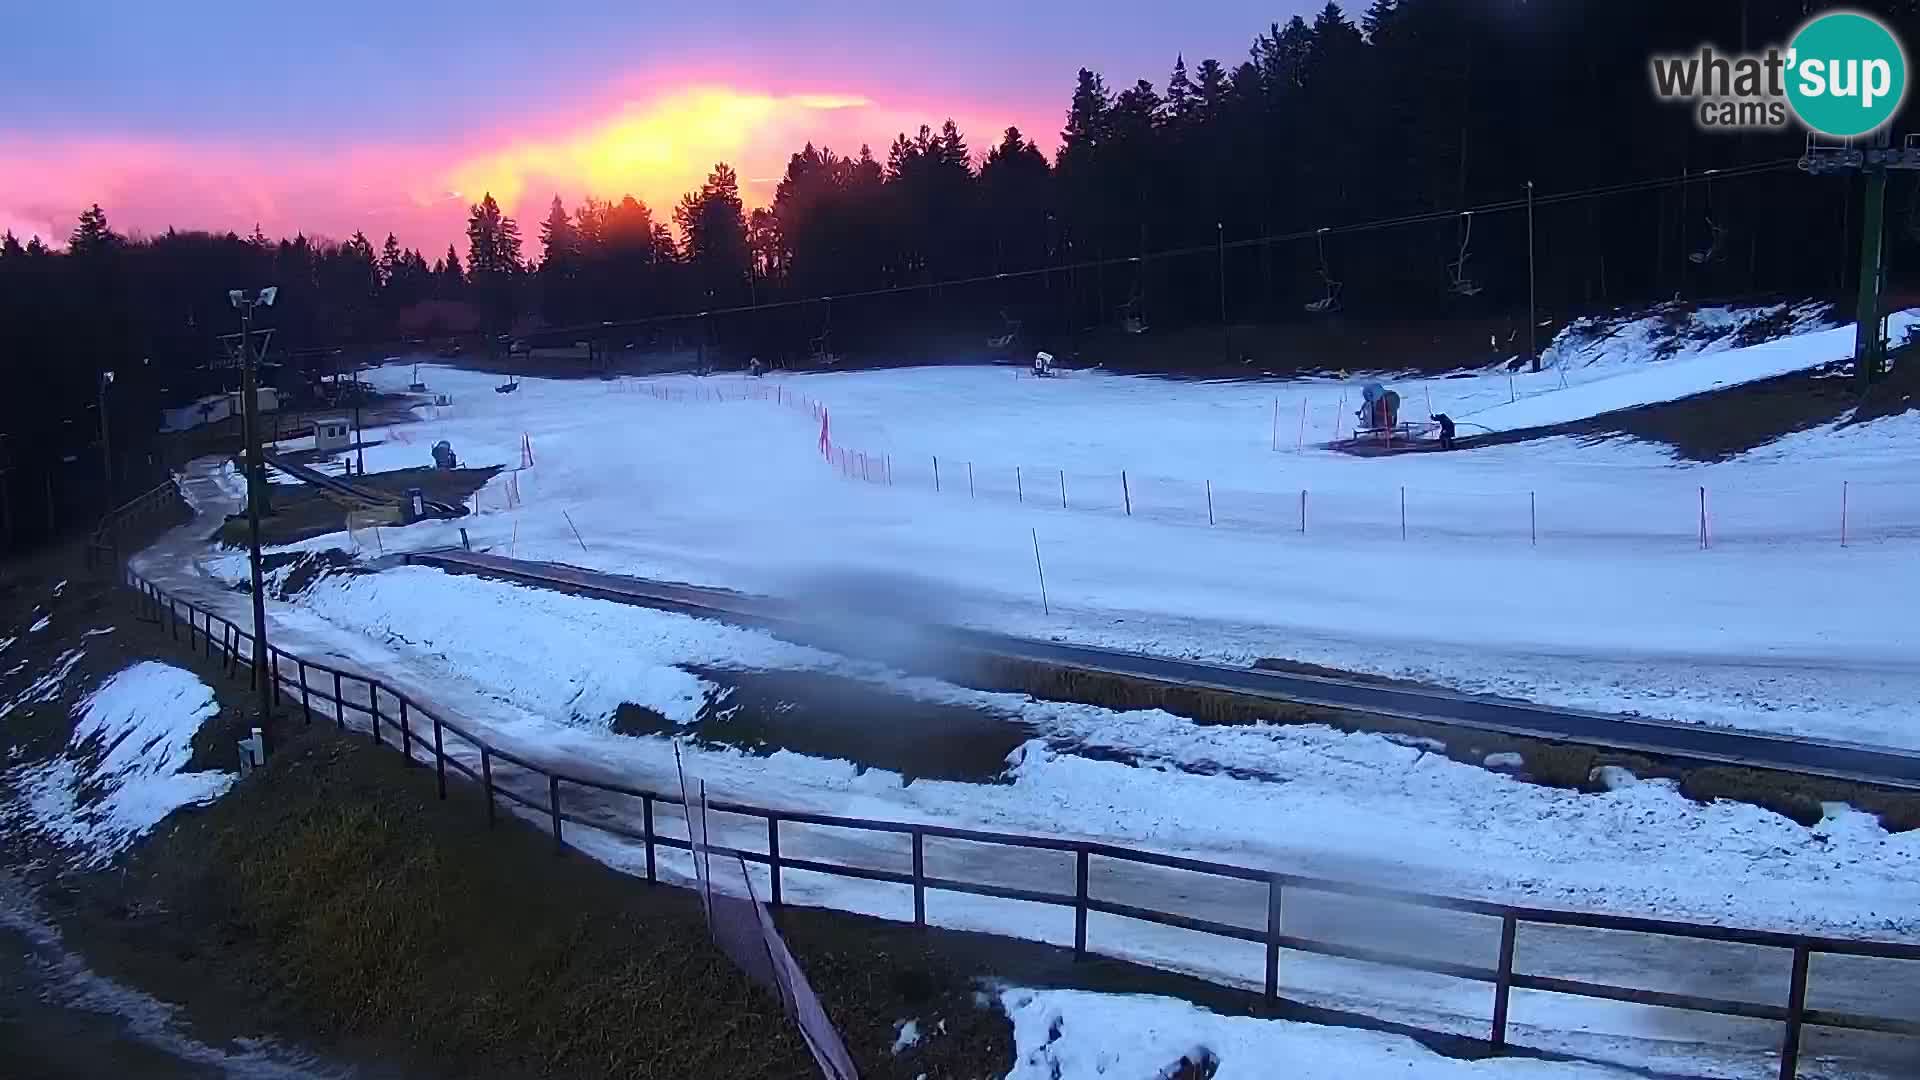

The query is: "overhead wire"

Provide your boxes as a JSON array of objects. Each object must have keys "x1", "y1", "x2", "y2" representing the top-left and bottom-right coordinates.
[{"x1": 539, "y1": 157, "x2": 1803, "y2": 338}]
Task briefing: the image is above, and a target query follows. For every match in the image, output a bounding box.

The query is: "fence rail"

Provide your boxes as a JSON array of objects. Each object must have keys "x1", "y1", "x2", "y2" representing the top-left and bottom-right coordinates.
[{"x1": 100, "y1": 476, "x2": 1920, "y2": 1080}]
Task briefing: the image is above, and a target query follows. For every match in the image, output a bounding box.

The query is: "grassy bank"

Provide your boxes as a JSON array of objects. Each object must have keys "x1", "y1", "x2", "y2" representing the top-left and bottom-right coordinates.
[{"x1": 65, "y1": 726, "x2": 1018, "y2": 1078}]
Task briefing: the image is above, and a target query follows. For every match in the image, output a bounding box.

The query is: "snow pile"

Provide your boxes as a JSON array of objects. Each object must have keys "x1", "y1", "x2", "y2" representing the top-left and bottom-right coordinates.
[
  {"x1": 1541, "y1": 301, "x2": 1834, "y2": 373},
  {"x1": 1467, "y1": 310, "x2": 1920, "y2": 433},
  {"x1": 4, "y1": 662, "x2": 233, "y2": 865},
  {"x1": 1002, "y1": 989, "x2": 1638, "y2": 1079},
  {"x1": 296, "y1": 566, "x2": 845, "y2": 727}
]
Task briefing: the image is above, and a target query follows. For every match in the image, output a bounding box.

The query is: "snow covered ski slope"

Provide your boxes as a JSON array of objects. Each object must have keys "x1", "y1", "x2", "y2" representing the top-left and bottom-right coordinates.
[{"x1": 311, "y1": 313, "x2": 1920, "y2": 751}]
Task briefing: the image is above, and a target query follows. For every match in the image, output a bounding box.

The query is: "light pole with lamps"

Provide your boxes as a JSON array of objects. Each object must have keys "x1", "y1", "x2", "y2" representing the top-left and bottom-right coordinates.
[
  {"x1": 96, "y1": 370, "x2": 115, "y2": 508},
  {"x1": 229, "y1": 286, "x2": 277, "y2": 733}
]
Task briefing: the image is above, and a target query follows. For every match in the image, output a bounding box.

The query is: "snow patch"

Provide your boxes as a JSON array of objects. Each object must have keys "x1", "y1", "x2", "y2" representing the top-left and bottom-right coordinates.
[
  {"x1": 2, "y1": 662, "x2": 233, "y2": 865},
  {"x1": 890, "y1": 1018, "x2": 922, "y2": 1055},
  {"x1": 2, "y1": 648, "x2": 86, "y2": 721},
  {"x1": 1001, "y1": 988, "x2": 1637, "y2": 1078}
]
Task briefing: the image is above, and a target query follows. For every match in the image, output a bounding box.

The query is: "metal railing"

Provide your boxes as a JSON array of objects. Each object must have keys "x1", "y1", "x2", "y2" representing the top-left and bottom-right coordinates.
[{"x1": 101, "y1": 480, "x2": 1920, "y2": 1080}]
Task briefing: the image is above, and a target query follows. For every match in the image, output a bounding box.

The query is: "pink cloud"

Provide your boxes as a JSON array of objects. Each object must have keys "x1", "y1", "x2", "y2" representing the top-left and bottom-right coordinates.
[{"x1": 0, "y1": 75, "x2": 1055, "y2": 257}]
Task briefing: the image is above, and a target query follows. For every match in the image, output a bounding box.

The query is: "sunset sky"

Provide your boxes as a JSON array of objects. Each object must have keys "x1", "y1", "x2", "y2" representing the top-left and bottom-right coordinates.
[{"x1": 4, "y1": 1, "x2": 1307, "y2": 256}]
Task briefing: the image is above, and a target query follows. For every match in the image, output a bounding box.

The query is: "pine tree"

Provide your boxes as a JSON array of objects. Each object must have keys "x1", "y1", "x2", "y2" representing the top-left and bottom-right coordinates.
[
  {"x1": 380, "y1": 232, "x2": 403, "y2": 285},
  {"x1": 70, "y1": 203, "x2": 115, "y2": 255},
  {"x1": 24, "y1": 236, "x2": 46, "y2": 257},
  {"x1": 250, "y1": 223, "x2": 269, "y2": 248},
  {"x1": 1166, "y1": 55, "x2": 1197, "y2": 122},
  {"x1": 0, "y1": 230, "x2": 22, "y2": 259},
  {"x1": 439, "y1": 244, "x2": 464, "y2": 292},
  {"x1": 937, "y1": 119, "x2": 970, "y2": 170},
  {"x1": 466, "y1": 194, "x2": 505, "y2": 275},
  {"x1": 539, "y1": 195, "x2": 577, "y2": 269},
  {"x1": 674, "y1": 163, "x2": 748, "y2": 298},
  {"x1": 1061, "y1": 68, "x2": 1111, "y2": 156}
]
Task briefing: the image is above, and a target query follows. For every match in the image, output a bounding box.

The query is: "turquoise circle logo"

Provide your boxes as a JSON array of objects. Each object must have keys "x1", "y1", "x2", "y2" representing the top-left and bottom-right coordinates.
[{"x1": 1787, "y1": 11, "x2": 1907, "y2": 137}]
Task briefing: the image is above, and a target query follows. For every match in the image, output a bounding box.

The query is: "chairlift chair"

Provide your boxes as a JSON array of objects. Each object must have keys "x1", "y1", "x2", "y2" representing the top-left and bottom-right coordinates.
[
  {"x1": 1303, "y1": 229, "x2": 1342, "y2": 314},
  {"x1": 1447, "y1": 212, "x2": 1484, "y2": 297},
  {"x1": 1120, "y1": 286, "x2": 1148, "y2": 334},
  {"x1": 1688, "y1": 216, "x2": 1728, "y2": 265},
  {"x1": 809, "y1": 302, "x2": 840, "y2": 367},
  {"x1": 987, "y1": 309, "x2": 1023, "y2": 350}
]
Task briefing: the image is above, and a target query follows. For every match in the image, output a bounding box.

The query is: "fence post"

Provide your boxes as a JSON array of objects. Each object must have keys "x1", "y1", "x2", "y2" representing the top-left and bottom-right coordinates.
[
  {"x1": 1530, "y1": 491, "x2": 1537, "y2": 547},
  {"x1": 968, "y1": 461, "x2": 974, "y2": 499},
  {"x1": 885, "y1": 454, "x2": 892, "y2": 487},
  {"x1": 1016, "y1": 466, "x2": 1023, "y2": 503},
  {"x1": 398, "y1": 698, "x2": 412, "y2": 761},
  {"x1": 1491, "y1": 914, "x2": 1517, "y2": 1050},
  {"x1": 298, "y1": 660, "x2": 311, "y2": 724},
  {"x1": 433, "y1": 716, "x2": 447, "y2": 799},
  {"x1": 370, "y1": 686, "x2": 382, "y2": 746},
  {"x1": 1401, "y1": 486, "x2": 1407, "y2": 541},
  {"x1": 333, "y1": 672, "x2": 345, "y2": 729},
  {"x1": 1073, "y1": 848, "x2": 1089, "y2": 958},
  {"x1": 1841, "y1": 481, "x2": 1848, "y2": 547},
  {"x1": 1122, "y1": 471, "x2": 1131, "y2": 516},
  {"x1": 1059, "y1": 468, "x2": 1067, "y2": 509},
  {"x1": 767, "y1": 814, "x2": 783, "y2": 907},
  {"x1": 933, "y1": 455, "x2": 940, "y2": 493},
  {"x1": 1779, "y1": 945, "x2": 1810, "y2": 1080},
  {"x1": 642, "y1": 794, "x2": 657, "y2": 883},
  {"x1": 1699, "y1": 485, "x2": 1709, "y2": 549},
  {"x1": 1031, "y1": 529, "x2": 1050, "y2": 616},
  {"x1": 1300, "y1": 489, "x2": 1308, "y2": 533},
  {"x1": 481, "y1": 747, "x2": 495, "y2": 827},
  {"x1": 549, "y1": 776, "x2": 563, "y2": 851},
  {"x1": 269, "y1": 650, "x2": 281, "y2": 706},
  {"x1": 1265, "y1": 876, "x2": 1283, "y2": 1002},
  {"x1": 1206, "y1": 479, "x2": 1215, "y2": 526},
  {"x1": 911, "y1": 829, "x2": 926, "y2": 927}
]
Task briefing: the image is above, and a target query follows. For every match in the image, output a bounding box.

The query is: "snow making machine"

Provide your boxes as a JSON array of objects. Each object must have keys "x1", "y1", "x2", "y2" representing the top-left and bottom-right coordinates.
[{"x1": 1330, "y1": 382, "x2": 1440, "y2": 454}]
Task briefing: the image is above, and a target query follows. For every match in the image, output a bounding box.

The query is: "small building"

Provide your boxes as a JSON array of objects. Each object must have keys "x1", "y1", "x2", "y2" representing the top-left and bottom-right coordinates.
[{"x1": 313, "y1": 417, "x2": 352, "y2": 453}]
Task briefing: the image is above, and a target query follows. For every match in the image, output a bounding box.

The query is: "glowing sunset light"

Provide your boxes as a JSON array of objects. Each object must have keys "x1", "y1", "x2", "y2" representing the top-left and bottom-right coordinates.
[
  {"x1": 440, "y1": 85, "x2": 877, "y2": 219},
  {"x1": 0, "y1": 78, "x2": 1044, "y2": 255}
]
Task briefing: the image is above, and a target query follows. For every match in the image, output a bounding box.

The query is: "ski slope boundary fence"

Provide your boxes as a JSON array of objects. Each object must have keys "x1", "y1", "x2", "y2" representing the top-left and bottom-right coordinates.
[
  {"x1": 627, "y1": 377, "x2": 1919, "y2": 551},
  {"x1": 93, "y1": 478, "x2": 1920, "y2": 1080}
]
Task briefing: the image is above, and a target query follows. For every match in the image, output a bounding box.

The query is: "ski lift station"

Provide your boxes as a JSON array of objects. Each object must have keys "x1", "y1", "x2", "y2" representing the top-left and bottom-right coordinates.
[{"x1": 312, "y1": 416, "x2": 352, "y2": 453}]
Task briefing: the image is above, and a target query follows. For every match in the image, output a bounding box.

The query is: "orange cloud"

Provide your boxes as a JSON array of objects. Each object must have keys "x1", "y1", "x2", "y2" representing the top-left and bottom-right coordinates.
[{"x1": 440, "y1": 85, "x2": 874, "y2": 217}]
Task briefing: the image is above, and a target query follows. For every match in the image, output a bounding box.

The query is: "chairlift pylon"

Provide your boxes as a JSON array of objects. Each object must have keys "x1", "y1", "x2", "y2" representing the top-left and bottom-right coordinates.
[{"x1": 1304, "y1": 228, "x2": 1342, "y2": 314}]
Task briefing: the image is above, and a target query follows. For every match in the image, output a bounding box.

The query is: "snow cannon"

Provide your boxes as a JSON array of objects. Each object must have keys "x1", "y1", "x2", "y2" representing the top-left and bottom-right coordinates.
[
  {"x1": 1032, "y1": 351, "x2": 1056, "y2": 377},
  {"x1": 431, "y1": 440, "x2": 458, "y2": 470},
  {"x1": 1357, "y1": 383, "x2": 1400, "y2": 432}
]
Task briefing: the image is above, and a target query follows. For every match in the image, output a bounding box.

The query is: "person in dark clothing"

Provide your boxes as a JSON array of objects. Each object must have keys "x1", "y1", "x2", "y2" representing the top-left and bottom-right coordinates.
[{"x1": 1433, "y1": 413, "x2": 1457, "y2": 451}]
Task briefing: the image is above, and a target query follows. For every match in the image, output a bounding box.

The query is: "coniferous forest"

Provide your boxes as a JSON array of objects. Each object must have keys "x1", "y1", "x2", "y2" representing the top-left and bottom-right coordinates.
[{"x1": 6, "y1": 0, "x2": 1919, "y2": 552}]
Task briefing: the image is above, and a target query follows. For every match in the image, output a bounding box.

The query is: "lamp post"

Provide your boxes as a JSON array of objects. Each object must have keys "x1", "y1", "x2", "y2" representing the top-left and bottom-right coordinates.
[
  {"x1": 229, "y1": 285, "x2": 278, "y2": 734},
  {"x1": 96, "y1": 370, "x2": 115, "y2": 509},
  {"x1": 1527, "y1": 180, "x2": 1539, "y2": 373}
]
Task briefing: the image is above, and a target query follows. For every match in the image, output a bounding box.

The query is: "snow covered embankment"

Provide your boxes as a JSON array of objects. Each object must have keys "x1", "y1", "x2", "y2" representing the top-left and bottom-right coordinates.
[
  {"x1": 3, "y1": 662, "x2": 233, "y2": 866},
  {"x1": 1467, "y1": 309, "x2": 1920, "y2": 434}
]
